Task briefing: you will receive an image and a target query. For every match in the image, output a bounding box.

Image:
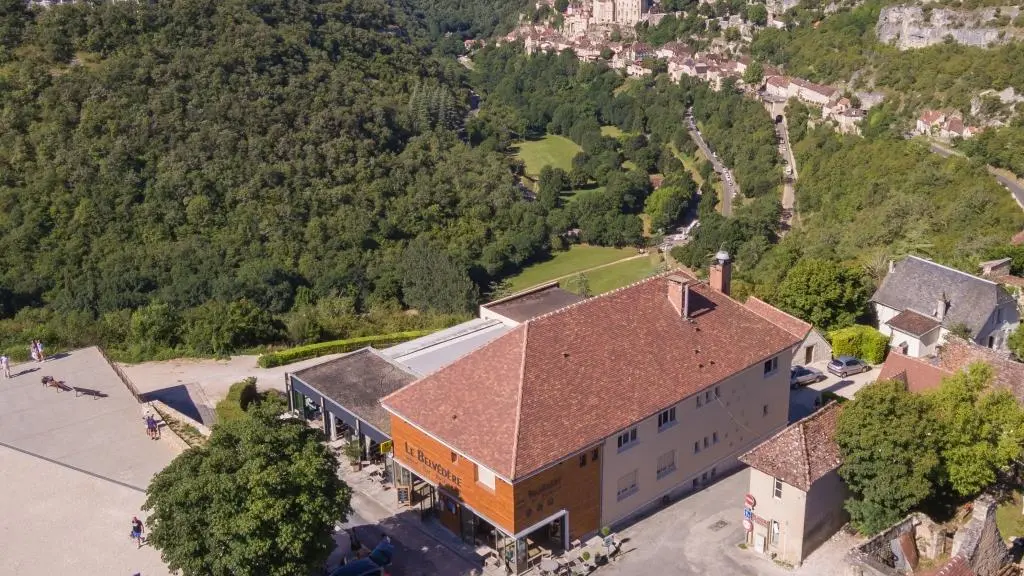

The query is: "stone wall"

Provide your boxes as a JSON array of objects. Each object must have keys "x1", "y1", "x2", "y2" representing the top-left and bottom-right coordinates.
[
  {"x1": 952, "y1": 495, "x2": 1011, "y2": 576},
  {"x1": 845, "y1": 513, "x2": 944, "y2": 576},
  {"x1": 877, "y1": 5, "x2": 1023, "y2": 50}
]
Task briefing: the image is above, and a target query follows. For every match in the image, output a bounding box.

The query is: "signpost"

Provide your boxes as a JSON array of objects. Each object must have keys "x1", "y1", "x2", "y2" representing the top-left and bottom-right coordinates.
[{"x1": 744, "y1": 493, "x2": 756, "y2": 508}]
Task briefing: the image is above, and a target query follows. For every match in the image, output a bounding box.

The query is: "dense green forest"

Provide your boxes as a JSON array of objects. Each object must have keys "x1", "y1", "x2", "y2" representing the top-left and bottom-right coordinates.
[{"x1": 0, "y1": 0, "x2": 555, "y2": 359}]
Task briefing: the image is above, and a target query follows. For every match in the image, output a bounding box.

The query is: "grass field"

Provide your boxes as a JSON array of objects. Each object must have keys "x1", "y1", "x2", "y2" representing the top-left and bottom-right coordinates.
[
  {"x1": 506, "y1": 245, "x2": 636, "y2": 292},
  {"x1": 512, "y1": 135, "x2": 581, "y2": 177},
  {"x1": 996, "y1": 492, "x2": 1024, "y2": 539},
  {"x1": 601, "y1": 125, "x2": 625, "y2": 138},
  {"x1": 581, "y1": 253, "x2": 665, "y2": 295}
]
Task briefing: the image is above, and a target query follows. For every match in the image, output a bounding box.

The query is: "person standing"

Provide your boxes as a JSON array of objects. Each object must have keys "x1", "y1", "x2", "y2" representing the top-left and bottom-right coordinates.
[
  {"x1": 130, "y1": 517, "x2": 145, "y2": 548},
  {"x1": 35, "y1": 340, "x2": 44, "y2": 362},
  {"x1": 0, "y1": 354, "x2": 9, "y2": 378},
  {"x1": 29, "y1": 342, "x2": 38, "y2": 363}
]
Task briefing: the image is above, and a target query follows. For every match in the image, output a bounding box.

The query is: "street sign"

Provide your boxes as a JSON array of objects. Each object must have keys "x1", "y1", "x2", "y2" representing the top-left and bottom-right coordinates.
[
  {"x1": 743, "y1": 507, "x2": 753, "y2": 520},
  {"x1": 744, "y1": 493, "x2": 756, "y2": 508},
  {"x1": 380, "y1": 440, "x2": 393, "y2": 454},
  {"x1": 743, "y1": 519, "x2": 753, "y2": 532}
]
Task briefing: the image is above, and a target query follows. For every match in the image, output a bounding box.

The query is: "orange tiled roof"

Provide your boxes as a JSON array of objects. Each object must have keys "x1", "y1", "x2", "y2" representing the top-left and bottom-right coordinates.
[
  {"x1": 743, "y1": 297, "x2": 811, "y2": 340},
  {"x1": 383, "y1": 274, "x2": 802, "y2": 480},
  {"x1": 739, "y1": 402, "x2": 843, "y2": 491},
  {"x1": 877, "y1": 352, "x2": 953, "y2": 393}
]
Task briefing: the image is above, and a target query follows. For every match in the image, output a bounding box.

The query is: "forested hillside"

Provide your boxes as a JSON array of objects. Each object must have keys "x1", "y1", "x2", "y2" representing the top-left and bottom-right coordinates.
[{"x1": 0, "y1": 0, "x2": 550, "y2": 358}]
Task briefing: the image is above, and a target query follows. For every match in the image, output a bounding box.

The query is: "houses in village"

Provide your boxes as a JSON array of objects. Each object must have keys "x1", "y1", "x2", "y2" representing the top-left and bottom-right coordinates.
[{"x1": 915, "y1": 109, "x2": 984, "y2": 140}]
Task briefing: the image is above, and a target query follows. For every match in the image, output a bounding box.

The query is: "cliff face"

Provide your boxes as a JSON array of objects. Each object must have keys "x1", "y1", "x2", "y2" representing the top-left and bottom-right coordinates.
[{"x1": 876, "y1": 4, "x2": 1023, "y2": 50}]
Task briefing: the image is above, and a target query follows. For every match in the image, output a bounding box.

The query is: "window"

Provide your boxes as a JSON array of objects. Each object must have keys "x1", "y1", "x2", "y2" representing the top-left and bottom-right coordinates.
[
  {"x1": 714, "y1": 386, "x2": 720, "y2": 398},
  {"x1": 763, "y1": 404, "x2": 769, "y2": 417},
  {"x1": 763, "y1": 357, "x2": 779, "y2": 376},
  {"x1": 710, "y1": 467, "x2": 717, "y2": 478},
  {"x1": 617, "y1": 470, "x2": 638, "y2": 501},
  {"x1": 696, "y1": 396, "x2": 703, "y2": 408},
  {"x1": 703, "y1": 436, "x2": 709, "y2": 448},
  {"x1": 701, "y1": 472, "x2": 708, "y2": 483},
  {"x1": 657, "y1": 407, "x2": 677, "y2": 430},
  {"x1": 712, "y1": 432, "x2": 718, "y2": 444},
  {"x1": 693, "y1": 441, "x2": 700, "y2": 454},
  {"x1": 476, "y1": 465, "x2": 496, "y2": 490},
  {"x1": 592, "y1": 448, "x2": 599, "y2": 462},
  {"x1": 773, "y1": 477, "x2": 783, "y2": 499},
  {"x1": 579, "y1": 453, "x2": 587, "y2": 467},
  {"x1": 704, "y1": 391, "x2": 711, "y2": 402},
  {"x1": 656, "y1": 451, "x2": 676, "y2": 479},
  {"x1": 770, "y1": 520, "x2": 780, "y2": 545},
  {"x1": 451, "y1": 451, "x2": 459, "y2": 463},
  {"x1": 617, "y1": 427, "x2": 638, "y2": 451},
  {"x1": 998, "y1": 308, "x2": 1003, "y2": 323},
  {"x1": 692, "y1": 479, "x2": 699, "y2": 490}
]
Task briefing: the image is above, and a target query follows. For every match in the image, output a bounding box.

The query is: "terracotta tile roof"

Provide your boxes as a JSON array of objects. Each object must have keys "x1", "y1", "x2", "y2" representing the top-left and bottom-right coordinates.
[
  {"x1": 383, "y1": 274, "x2": 803, "y2": 480},
  {"x1": 877, "y1": 351, "x2": 953, "y2": 393},
  {"x1": 938, "y1": 337, "x2": 1024, "y2": 402},
  {"x1": 918, "y1": 555, "x2": 976, "y2": 576},
  {"x1": 920, "y1": 109, "x2": 945, "y2": 125},
  {"x1": 886, "y1": 309, "x2": 943, "y2": 337},
  {"x1": 766, "y1": 75, "x2": 789, "y2": 88},
  {"x1": 739, "y1": 402, "x2": 843, "y2": 491},
  {"x1": 743, "y1": 297, "x2": 811, "y2": 339}
]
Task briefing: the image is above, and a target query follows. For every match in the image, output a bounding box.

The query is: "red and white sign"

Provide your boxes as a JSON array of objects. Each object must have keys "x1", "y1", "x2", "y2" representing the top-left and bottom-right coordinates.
[
  {"x1": 743, "y1": 519, "x2": 753, "y2": 532},
  {"x1": 744, "y1": 493, "x2": 756, "y2": 508}
]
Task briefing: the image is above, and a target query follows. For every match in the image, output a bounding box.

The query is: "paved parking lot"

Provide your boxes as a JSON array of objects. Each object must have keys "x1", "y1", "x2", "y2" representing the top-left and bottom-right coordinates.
[
  {"x1": 789, "y1": 360, "x2": 877, "y2": 422},
  {"x1": 601, "y1": 469, "x2": 862, "y2": 576}
]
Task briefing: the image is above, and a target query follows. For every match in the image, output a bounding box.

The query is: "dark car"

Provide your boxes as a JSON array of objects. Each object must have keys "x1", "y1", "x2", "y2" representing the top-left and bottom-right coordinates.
[
  {"x1": 790, "y1": 365, "x2": 824, "y2": 388},
  {"x1": 827, "y1": 356, "x2": 870, "y2": 378}
]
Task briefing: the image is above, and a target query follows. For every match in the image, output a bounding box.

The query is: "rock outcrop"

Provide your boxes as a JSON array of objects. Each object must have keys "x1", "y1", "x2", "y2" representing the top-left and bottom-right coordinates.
[{"x1": 876, "y1": 4, "x2": 1022, "y2": 50}]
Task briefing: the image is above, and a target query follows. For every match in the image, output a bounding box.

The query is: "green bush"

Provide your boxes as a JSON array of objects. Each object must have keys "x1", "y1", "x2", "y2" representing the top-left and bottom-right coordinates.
[
  {"x1": 829, "y1": 325, "x2": 890, "y2": 365},
  {"x1": 257, "y1": 330, "x2": 435, "y2": 368},
  {"x1": 215, "y1": 377, "x2": 259, "y2": 424}
]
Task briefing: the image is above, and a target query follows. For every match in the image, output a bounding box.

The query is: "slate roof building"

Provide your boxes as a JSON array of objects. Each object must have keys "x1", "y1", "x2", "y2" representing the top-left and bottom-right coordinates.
[
  {"x1": 739, "y1": 402, "x2": 847, "y2": 566},
  {"x1": 381, "y1": 259, "x2": 805, "y2": 574},
  {"x1": 872, "y1": 256, "x2": 1019, "y2": 357}
]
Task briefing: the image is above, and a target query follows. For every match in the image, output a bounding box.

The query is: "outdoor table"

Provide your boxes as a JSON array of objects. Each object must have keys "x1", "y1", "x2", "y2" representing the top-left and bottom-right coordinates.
[{"x1": 540, "y1": 557, "x2": 560, "y2": 573}]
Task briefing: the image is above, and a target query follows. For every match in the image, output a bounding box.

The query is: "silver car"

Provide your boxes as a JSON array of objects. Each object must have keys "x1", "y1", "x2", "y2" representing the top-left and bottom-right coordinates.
[
  {"x1": 790, "y1": 365, "x2": 824, "y2": 388},
  {"x1": 827, "y1": 356, "x2": 870, "y2": 378}
]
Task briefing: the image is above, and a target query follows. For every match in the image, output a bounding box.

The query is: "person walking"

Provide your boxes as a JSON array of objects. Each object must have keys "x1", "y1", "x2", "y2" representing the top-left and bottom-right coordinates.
[
  {"x1": 130, "y1": 517, "x2": 145, "y2": 548},
  {"x1": 34, "y1": 340, "x2": 44, "y2": 362},
  {"x1": 0, "y1": 354, "x2": 9, "y2": 379},
  {"x1": 145, "y1": 413, "x2": 160, "y2": 440}
]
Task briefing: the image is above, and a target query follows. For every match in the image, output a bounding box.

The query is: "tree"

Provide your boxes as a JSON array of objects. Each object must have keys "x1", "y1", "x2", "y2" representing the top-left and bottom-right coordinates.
[
  {"x1": 747, "y1": 3, "x2": 768, "y2": 25},
  {"x1": 924, "y1": 363, "x2": 1024, "y2": 497},
  {"x1": 144, "y1": 405, "x2": 352, "y2": 576},
  {"x1": 836, "y1": 379, "x2": 942, "y2": 534},
  {"x1": 947, "y1": 322, "x2": 973, "y2": 340},
  {"x1": 554, "y1": 0, "x2": 569, "y2": 12},
  {"x1": 1008, "y1": 326, "x2": 1024, "y2": 360},
  {"x1": 771, "y1": 258, "x2": 871, "y2": 331},
  {"x1": 742, "y1": 60, "x2": 764, "y2": 85},
  {"x1": 400, "y1": 238, "x2": 480, "y2": 314},
  {"x1": 566, "y1": 272, "x2": 592, "y2": 297},
  {"x1": 644, "y1": 185, "x2": 691, "y2": 233},
  {"x1": 539, "y1": 166, "x2": 569, "y2": 210}
]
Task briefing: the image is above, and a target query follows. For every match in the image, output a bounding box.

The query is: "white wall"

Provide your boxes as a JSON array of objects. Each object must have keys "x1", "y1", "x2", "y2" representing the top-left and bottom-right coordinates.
[
  {"x1": 600, "y1": 350, "x2": 793, "y2": 527},
  {"x1": 748, "y1": 468, "x2": 806, "y2": 565},
  {"x1": 875, "y1": 303, "x2": 899, "y2": 337}
]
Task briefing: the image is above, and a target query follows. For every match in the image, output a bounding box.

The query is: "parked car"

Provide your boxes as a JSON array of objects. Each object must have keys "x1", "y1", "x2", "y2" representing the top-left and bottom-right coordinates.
[
  {"x1": 827, "y1": 356, "x2": 870, "y2": 378},
  {"x1": 790, "y1": 365, "x2": 824, "y2": 388}
]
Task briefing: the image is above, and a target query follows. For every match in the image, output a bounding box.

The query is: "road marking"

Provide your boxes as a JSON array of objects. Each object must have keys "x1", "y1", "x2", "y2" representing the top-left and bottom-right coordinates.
[{"x1": 0, "y1": 441, "x2": 148, "y2": 493}]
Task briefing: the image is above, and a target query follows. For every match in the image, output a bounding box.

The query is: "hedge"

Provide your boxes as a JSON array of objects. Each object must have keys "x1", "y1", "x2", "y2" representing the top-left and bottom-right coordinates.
[
  {"x1": 829, "y1": 325, "x2": 890, "y2": 365},
  {"x1": 215, "y1": 377, "x2": 259, "y2": 424},
  {"x1": 257, "y1": 330, "x2": 435, "y2": 368}
]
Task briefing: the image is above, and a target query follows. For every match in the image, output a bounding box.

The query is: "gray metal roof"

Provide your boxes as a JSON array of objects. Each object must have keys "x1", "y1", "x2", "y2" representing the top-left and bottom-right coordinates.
[
  {"x1": 481, "y1": 284, "x2": 584, "y2": 323},
  {"x1": 871, "y1": 256, "x2": 1015, "y2": 337},
  {"x1": 380, "y1": 318, "x2": 512, "y2": 377},
  {"x1": 293, "y1": 348, "x2": 416, "y2": 436}
]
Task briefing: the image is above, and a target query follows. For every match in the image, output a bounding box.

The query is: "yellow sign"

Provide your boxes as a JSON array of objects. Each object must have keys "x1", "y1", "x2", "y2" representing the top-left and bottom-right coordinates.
[{"x1": 380, "y1": 440, "x2": 393, "y2": 454}]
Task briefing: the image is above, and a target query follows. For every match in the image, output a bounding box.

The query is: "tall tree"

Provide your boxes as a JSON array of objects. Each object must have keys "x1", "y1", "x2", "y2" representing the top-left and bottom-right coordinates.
[
  {"x1": 400, "y1": 238, "x2": 480, "y2": 314},
  {"x1": 771, "y1": 258, "x2": 871, "y2": 331},
  {"x1": 836, "y1": 379, "x2": 942, "y2": 534},
  {"x1": 144, "y1": 405, "x2": 352, "y2": 576}
]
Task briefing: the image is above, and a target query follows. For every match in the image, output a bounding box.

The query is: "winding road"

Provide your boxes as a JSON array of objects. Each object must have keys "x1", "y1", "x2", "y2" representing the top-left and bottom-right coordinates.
[
  {"x1": 774, "y1": 116, "x2": 798, "y2": 234},
  {"x1": 926, "y1": 140, "x2": 1024, "y2": 210},
  {"x1": 686, "y1": 109, "x2": 740, "y2": 216}
]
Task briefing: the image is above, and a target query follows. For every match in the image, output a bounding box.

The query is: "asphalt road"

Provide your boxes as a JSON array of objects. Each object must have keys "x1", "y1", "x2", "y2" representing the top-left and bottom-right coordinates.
[
  {"x1": 774, "y1": 118, "x2": 797, "y2": 234},
  {"x1": 686, "y1": 111, "x2": 739, "y2": 216},
  {"x1": 927, "y1": 142, "x2": 1024, "y2": 209}
]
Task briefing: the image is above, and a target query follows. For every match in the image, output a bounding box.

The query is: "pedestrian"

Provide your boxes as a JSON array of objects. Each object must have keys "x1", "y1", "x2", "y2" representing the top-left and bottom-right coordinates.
[
  {"x1": 35, "y1": 340, "x2": 44, "y2": 362},
  {"x1": 146, "y1": 414, "x2": 160, "y2": 440},
  {"x1": 130, "y1": 516, "x2": 145, "y2": 548},
  {"x1": 0, "y1": 354, "x2": 9, "y2": 379},
  {"x1": 29, "y1": 342, "x2": 38, "y2": 363}
]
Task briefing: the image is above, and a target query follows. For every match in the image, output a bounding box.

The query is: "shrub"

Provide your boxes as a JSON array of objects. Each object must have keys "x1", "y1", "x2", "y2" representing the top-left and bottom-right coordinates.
[
  {"x1": 215, "y1": 377, "x2": 259, "y2": 424},
  {"x1": 829, "y1": 325, "x2": 890, "y2": 364},
  {"x1": 257, "y1": 330, "x2": 434, "y2": 368}
]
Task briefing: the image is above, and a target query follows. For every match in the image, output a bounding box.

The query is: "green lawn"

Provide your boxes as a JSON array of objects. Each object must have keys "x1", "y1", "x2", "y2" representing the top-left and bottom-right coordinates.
[
  {"x1": 579, "y1": 254, "x2": 665, "y2": 295},
  {"x1": 601, "y1": 125, "x2": 625, "y2": 138},
  {"x1": 506, "y1": 245, "x2": 636, "y2": 292},
  {"x1": 669, "y1": 144, "x2": 705, "y2": 188},
  {"x1": 996, "y1": 492, "x2": 1024, "y2": 539},
  {"x1": 512, "y1": 135, "x2": 581, "y2": 177}
]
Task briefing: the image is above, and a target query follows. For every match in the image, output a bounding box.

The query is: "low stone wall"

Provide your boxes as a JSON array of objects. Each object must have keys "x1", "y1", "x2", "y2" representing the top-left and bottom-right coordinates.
[
  {"x1": 845, "y1": 513, "x2": 943, "y2": 576},
  {"x1": 149, "y1": 400, "x2": 212, "y2": 454},
  {"x1": 953, "y1": 495, "x2": 1011, "y2": 576}
]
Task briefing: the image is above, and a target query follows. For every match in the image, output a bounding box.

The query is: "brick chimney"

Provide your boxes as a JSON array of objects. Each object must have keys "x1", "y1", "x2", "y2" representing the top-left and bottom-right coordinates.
[
  {"x1": 935, "y1": 292, "x2": 948, "y2": 321},
  {"x1": 709, "y1": 250, "x2": 731, "y2": 296},
  {"x1": 667, "y1": 275, "x2": 691, "y2": 318}
]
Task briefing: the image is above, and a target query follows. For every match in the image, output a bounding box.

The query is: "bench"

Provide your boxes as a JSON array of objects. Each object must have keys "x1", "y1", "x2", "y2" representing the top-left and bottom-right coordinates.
[{"x1": 73, "y1": 387, "x2": 107, "y2": 399}]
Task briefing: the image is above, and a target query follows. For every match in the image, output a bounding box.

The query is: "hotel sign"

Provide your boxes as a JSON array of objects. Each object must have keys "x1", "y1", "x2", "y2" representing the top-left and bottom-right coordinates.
[{"x1": 402, "y1": 441, "x2": 463, "y2": 488}]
